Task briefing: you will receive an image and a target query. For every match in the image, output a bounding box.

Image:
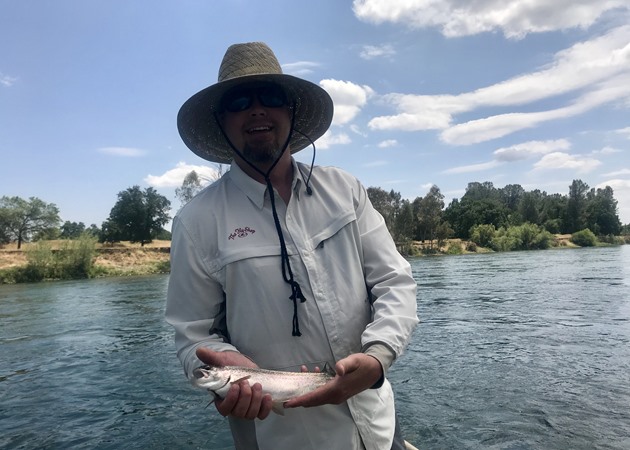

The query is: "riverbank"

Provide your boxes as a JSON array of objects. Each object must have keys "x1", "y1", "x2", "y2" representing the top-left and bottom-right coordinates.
[
  {"x1": 0, "y1": 235, "x2": 626, "y2": 284},
  {"x1": 0, "y1": 240, "x2": 171, "y2": 282}
]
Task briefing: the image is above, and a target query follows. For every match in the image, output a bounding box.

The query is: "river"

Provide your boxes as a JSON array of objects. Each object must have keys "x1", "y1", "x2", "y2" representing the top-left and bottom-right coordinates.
[{"x1": 1, "y1": 246, "x2": 629, "y2": 449}]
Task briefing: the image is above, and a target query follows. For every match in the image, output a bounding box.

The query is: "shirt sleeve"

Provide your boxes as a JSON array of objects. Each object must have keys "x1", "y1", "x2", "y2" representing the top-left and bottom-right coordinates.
[
  {"x1": 354, "y1": 180, "x2": 419, "y2": 362},
  {"x1": 165, "y1": 215, "x2": 239, "y2": 378}
]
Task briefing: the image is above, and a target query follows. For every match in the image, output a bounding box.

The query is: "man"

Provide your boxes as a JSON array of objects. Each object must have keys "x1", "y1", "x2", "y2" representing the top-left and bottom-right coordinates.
[{"x1": 166, "y1": 42, "x2": 419, "y2": 450}]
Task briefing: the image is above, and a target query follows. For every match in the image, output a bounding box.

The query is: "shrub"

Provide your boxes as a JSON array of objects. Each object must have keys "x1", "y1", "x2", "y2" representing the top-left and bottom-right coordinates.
[
  {"x1": 446, "y1": 242, "x2": 463, "y2": 255},
  {"x1": 21, "y1": 234, "x2": 97, "y2": 281},
  {"x1": 570, "y1": 229, "x2": 597, "y2": 247},
  {"x1": 469, "y1": 224, "x2": 496, "y2": 248}
]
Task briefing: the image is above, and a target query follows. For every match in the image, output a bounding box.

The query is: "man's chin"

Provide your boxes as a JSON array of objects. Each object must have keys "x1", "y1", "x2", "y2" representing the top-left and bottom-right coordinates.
[{"x1": 242, "y1": 146, "x2": 283, "y2": 164}]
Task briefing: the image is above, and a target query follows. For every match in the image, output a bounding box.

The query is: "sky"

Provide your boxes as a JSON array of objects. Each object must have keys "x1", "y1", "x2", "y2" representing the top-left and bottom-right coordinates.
[{"x1": 1, "y1": 0, "x2": 630, "y2": 229}]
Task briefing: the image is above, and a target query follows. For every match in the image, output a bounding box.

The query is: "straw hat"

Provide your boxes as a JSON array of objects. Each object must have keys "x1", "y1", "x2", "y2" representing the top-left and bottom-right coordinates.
[{"x1": 177, "y1": 42, "x2": 334, "y2": 164}]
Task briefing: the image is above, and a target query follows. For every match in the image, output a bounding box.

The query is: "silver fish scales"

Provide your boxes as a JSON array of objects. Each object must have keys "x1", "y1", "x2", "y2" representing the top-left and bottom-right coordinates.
[{"x1": 192, "y1": 365, "x2": 334, "y2": 415}]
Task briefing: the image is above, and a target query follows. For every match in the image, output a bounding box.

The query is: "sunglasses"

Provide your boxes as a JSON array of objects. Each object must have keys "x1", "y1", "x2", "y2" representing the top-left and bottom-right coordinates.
[{"x1": 221, "y1": 84, "x2": 289, "y2": 113}]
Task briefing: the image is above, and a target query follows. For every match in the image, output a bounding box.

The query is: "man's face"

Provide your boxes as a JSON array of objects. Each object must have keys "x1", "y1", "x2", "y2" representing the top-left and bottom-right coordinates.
[{"x1": 219, "y1": 83, "x2": 292, "y2": 165}]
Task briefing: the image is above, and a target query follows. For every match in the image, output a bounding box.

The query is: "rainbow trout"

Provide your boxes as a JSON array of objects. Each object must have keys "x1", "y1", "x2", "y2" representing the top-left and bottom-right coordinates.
[{"x1": 192, "y1": 365, "x2": 334, "y2": 415}]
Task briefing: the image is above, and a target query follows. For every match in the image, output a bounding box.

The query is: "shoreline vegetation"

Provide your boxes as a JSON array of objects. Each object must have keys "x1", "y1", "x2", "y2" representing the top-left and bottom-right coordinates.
[{"x1": 0, "y1": 232, "x2": 628, "y2": 285}]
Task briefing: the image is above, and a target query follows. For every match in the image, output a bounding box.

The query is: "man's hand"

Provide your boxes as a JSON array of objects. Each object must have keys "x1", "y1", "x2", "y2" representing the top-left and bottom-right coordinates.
[
  {"x1": 196, "y1": 348, "x2": 273, "y2": 420},
  {"x1": 283, "y1": 353, "x2": 383, "y2": 409}
]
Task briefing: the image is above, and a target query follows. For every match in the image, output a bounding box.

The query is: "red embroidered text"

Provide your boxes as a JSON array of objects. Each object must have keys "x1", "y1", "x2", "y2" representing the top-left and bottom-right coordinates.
[{"x1": 228, "y1": 227, "x2": 256, "y2": 240}]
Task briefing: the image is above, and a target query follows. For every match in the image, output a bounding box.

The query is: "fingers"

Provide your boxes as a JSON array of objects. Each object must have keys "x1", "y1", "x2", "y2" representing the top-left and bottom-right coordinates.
[
  {"x1": 196, "y1": 348, "x2": 257, "y2": 368},
  {"x1": 215, "y1": 381, "x2": 272, "y2": 420}
]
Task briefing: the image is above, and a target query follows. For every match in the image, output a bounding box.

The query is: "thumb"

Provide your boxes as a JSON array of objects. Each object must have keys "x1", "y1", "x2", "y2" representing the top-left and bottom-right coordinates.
[
  {"x1": 335, "y1": 354, "x2": 360, "y2": 377},
  {"x1": 196, "y1": 347, "x2": 225, "y2": 366}
]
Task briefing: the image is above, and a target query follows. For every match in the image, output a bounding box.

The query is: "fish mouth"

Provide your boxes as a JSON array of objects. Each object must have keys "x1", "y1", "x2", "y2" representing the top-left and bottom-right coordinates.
[{"x1": 192, "y1": 367, "x2": 207, "y2": 379}]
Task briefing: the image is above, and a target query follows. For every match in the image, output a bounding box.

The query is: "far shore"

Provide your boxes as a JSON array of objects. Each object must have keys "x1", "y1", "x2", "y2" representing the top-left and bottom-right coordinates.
[
  {"x1": 0, "y1": 235, "x2": 589, "y2": 278},
  {"x1": 0, "y1": 240, "x2": 171, "y2": 278}
]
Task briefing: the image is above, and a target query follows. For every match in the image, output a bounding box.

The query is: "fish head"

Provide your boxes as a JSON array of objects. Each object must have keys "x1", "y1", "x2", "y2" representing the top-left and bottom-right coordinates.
[{"x1": 191, "y1": 365, "x2": 230, "y2": 392}]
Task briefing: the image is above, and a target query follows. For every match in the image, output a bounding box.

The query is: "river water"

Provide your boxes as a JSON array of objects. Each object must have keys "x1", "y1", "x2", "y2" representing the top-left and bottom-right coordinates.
[{"x1": 1, "y1": 246, "x2": 629, "y2": 449}]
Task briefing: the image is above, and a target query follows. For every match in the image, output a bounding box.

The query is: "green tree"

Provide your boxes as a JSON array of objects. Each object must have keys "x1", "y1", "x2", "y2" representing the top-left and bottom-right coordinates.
[
  {"x1": 101, "y1": 186, "x2": 171, "y2": 246},
  {"x1": 584, "y1": 186, "x2": 622, "y2": 236},
  {"x1": 415, "y1": 185, "x2": 445, "y2": 247},
  {"x1": 60, "y1": 221, "x2": 87, "y2": 239},
  {"x1": 367, "y1": 187, "x2": 401, "y2": 233},
  {"x1": 539, "y1": 193, "x2": 567, "y2": 233},
  {"x1": 0, "y1": 196, "x2": 61, "y2": 249},
  {"x1": 444, "y1": 197, "x2": 509, "y2": 239},
  {"x1": 518, "y1": 191, "x2": 541, "y2": 225},
  {"x1": 499, "y1": 184, "x2": 525, "y2": 212},
  {"x1": 566, "y1": 180, "x2": 589, "y2": 233},
  {"x1": 393, "y1": 199, "x2": 415, "y2": 243}
]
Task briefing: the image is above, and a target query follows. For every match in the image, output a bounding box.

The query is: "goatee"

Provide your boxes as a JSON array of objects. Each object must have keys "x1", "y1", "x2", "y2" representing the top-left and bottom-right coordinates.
[{"x1": 241, "y1": 142, "x2": 285, "y2": 164}]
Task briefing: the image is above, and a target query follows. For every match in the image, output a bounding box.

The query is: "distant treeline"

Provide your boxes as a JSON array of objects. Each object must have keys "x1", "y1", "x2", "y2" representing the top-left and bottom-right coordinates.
[
  {"x1": 367, "y1": 179, "x2": 629, "y2": 253},
  {"x1": 0, "y1": 186, "x2": 172, "y2": 250},
  {"x1": 2, "y1": 178, "x2": 628, "y2": 254}
]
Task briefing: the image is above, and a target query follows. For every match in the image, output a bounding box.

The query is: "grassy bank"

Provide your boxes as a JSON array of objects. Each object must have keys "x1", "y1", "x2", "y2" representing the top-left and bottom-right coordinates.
[{"x1": 0, "y1": 239, "x2": 171, "y2": 284}]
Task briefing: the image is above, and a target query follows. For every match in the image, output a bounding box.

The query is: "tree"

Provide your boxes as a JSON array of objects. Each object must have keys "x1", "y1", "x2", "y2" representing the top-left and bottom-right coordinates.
[
  {"x1": 101, "y1": 186, "x2": 171, "y2": 246},
  {"x1": 566, "y1": 179, "x2": 589, "y2": 233},
  {"x1": 60, "y1": 221, "x2": 87, "y2": 239},
  {"x1": 176, "y1": 170, "x2": 203, "y2": 205},
  {"x1": 393, "y1": 200, "x2": 415, "y2": 243},
  {"x1": 584, "y1": 186, "x2": 622, "y2": 236},
  {"x1": 175, "y1": 166, "x2": 225, "y2": 207},
  {"x1": 518, "y1": 191, "x2": 541, "y2": 225},
  {"x1": 415, "y1": 185, "x2": 445, "y2": 247},
  {"x1": 367, "y1": 187, "x2": 401, "y2": 232},
  {"x1": 499, "y1": 184, "x2": 525, "y2": 212},
  {"x1": 0, "y1": 196, "x2": 61, "y2": 249}
]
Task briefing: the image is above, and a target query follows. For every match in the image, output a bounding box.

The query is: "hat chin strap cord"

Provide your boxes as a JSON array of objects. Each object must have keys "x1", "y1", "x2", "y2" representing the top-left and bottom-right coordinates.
[{"x1": 215, "y1": 106, "x2": 312, "y2": 337}]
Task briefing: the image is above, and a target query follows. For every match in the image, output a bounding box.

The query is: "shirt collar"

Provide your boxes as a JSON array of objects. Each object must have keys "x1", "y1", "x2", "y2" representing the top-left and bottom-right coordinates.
[{"x1": 228, "y1": 158, "x2": 304, "y2": 209}]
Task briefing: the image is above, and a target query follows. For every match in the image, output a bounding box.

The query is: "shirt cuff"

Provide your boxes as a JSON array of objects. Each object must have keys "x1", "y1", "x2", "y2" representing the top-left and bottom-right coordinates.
[{"x1": 363, "y1": 343, "x2": 396, "y2": 389}]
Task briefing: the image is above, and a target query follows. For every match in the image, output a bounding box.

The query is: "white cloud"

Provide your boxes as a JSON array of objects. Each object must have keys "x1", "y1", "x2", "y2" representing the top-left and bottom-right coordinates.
[
  {"x1": 283, "y1": 61, "x2": 320, "y2": 77},
  {"x1": 350, "y1": 124, "x2": 368, "y2": 137},
  {"x1": 592, "y1": 146, "x2": 622, "y2": 155},
  {"x1": 443, "y1": 160, "x2": 503, "y2": 174},
  {"x1": 317, "y1": 130, "x2": 352, "y2": 149},
  {"x1": 144, "y1": 162, "x2": 221, "y2": 188},
  {"x1": 97, "y1": 147, "x2": 147, "y2": 157},
  {"x1": 533, "y1": 152, "x2": 602, "y2": 173},
  {"x1": 360, "y1": 44, "x2": 396, "y2": 60},
  {"x1": 353, "y1": 0, "x2": 630, "y2": 39},
  {"x1": 367, "y1": 26, "x2": 630, "y2": 145},
  {"x1": 602, "y1": 168, "x2": 630, "y2": 177},
  {"x1": 320, "y1": 79, "x2": 375, "y2": 125},
  {"x1": 616, "y1": 126, "x2": 630, "y2": 138},
  {"x1": 0, "y1": 72, "x2": 17, "y2": 87},
  {"x1": 494, "y1": 139, "x2": 571, "y2": 162},
  {"x1": 378, "y1": 139, "x2": 398, "y2": 148}
]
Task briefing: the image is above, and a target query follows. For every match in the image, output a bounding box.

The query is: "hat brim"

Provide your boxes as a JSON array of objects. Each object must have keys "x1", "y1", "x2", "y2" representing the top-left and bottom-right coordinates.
[{"x1": 177, "y1": 74, "x2": 334, "y2": 164}]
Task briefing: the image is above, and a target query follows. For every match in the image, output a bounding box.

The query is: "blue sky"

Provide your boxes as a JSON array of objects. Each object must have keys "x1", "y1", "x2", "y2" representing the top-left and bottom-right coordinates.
[{"x1": 1, "y1": 0, "x2": 630, "y2": 228}]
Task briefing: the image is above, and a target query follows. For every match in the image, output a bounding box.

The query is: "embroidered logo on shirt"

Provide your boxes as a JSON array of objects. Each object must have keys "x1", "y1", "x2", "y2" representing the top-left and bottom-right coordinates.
[{"x1": 228, "y1": 227, "x2": 256, "y2": 240}]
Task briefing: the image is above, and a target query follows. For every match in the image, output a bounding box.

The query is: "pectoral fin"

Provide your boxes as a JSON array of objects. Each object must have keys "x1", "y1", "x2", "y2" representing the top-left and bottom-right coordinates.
[{"x1": 230, "y1": 375, "x2": 252, "y2": 385}]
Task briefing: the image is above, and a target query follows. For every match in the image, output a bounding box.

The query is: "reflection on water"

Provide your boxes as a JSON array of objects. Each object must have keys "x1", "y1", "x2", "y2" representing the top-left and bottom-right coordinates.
[{"x1": 1, "y1": 247, "x2": 630, "y2": 449}]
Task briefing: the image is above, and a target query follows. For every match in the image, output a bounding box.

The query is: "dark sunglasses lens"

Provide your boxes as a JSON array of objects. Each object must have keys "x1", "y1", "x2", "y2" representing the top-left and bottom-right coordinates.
[
  {"x1": 222, "y1": 85, "x2": 287, "y2": 112},
  {"x1": 224, "y1": 93, "x2": 252, "y2": 112},
  {"x1": 259, "y1": 87, "x2": 286, "y2": 107}
]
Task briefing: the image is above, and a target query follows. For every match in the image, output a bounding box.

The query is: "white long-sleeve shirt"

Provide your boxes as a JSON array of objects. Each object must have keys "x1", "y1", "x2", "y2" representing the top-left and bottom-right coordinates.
[{"x1": 166, "y1": 160, "x2": 418, "y2": 450}]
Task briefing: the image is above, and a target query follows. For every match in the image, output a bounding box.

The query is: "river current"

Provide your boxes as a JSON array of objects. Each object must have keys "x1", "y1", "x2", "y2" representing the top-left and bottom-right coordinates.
[{"x1": 1, "y1": 246, "x2": 629, "y2": 449}]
